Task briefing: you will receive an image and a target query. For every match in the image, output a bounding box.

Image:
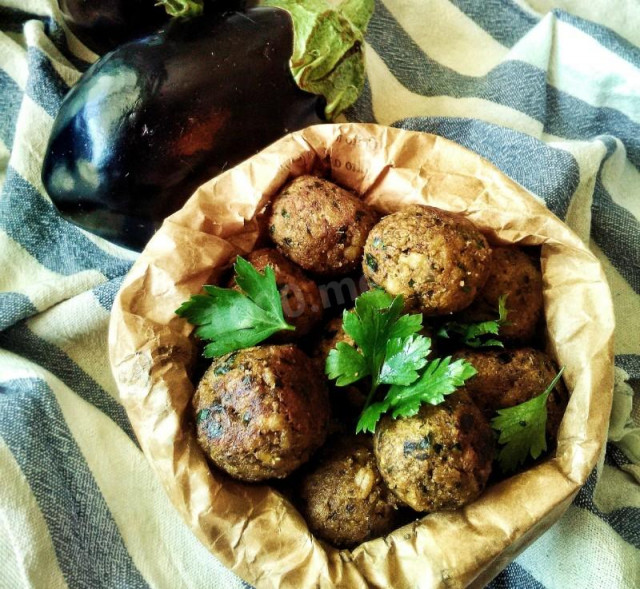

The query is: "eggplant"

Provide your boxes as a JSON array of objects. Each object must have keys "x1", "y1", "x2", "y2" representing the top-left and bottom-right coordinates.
[
  {"x1": 44, "y1": 1, "x2": 373, "y2": 250},
  {"x1": 58, "y1": 0, "x2": 242, "y2": 55},
  {"x1": 59, "y1": 0, "x2": 170, "y2": 55}
]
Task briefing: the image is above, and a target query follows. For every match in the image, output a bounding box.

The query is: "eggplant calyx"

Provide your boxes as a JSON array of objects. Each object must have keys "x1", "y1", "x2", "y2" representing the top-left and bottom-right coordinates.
[
  {"x1": 156, "y1": 0, "x2": 204, "y2": 18},
  {"x1": 263, "y1": 0, "x2": 374, "y2": 121}
]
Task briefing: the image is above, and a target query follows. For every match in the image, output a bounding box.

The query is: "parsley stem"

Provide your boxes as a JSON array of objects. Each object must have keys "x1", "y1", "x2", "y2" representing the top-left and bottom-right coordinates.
[{"x1": 362, "y1": 378, "x2": 380, "y2": 412}]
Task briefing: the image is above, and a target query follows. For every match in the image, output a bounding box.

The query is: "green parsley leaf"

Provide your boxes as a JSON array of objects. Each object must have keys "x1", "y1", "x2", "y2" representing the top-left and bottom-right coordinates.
[
  {"x1": 326, "y1": 341, "x2": 370, "y2": 386},
  {"x1": 387, "y1": 313, "x2": 424, "y2": 341},
  {"x1": 356, "y1": 400, "x2": 389, "y2": 434},
  {"x1": 341, "y1": 289, "x2": 421, "y2": 384},
  {"x1": 325, "y1": 289, "x2": 476, "y2": 435},
  {"x1": 234, "y1": 257, "x2": 286, "y2": 322},
  {"x1": 379, "y1": 335, "x2": 432, "y2": 386},
  {"x1": 325, "y1": 289, "x2": 428, "y2": 414},
  {"x1": 491, "y1": 367, "x2": 565, "y2": 473},
  {"x1": 437, "y1": 294, "x2": 510, "y2": 348},
  {"x1": 388, "y1": 357, "x2": 478, "y2": 413},
  {"x1": 356, "y1": 356, "x2": 477, "y2": 433},
  {"x1": 175, "y1": 256, "x2": 295, "y2": 358}
]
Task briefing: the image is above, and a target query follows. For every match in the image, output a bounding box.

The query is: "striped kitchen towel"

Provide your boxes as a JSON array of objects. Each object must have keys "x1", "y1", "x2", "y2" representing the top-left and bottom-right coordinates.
[{"x1": 0, "y1": 0, "x2": 638, "y2": 588}]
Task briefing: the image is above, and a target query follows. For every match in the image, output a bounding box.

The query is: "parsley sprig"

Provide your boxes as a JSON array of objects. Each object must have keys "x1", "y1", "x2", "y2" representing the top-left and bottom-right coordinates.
[
  {"x1": 358, "y1": 357, "x2": 477, "y2": 433},
  {"x1": 491, "y1": 367, "x2": 565, "y2": 472},
  {"x1": 326, "y1": 290, "x2": 476, "y2": 433},
  {"x1": 175, "y1": 257, "x2": 295, "y2": 357},
  {"x1": 437, "y1": 294, "x2": 510, "y2": 348}
]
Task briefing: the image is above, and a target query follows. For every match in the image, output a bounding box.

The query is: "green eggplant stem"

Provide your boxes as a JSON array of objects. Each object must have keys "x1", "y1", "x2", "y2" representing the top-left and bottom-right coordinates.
[
  {"x1": 263, "y1": 0, "x2": 375, "y2": 120},
  {"x1": 156, "y1": 0, "x2": 204, "y2": 18}
]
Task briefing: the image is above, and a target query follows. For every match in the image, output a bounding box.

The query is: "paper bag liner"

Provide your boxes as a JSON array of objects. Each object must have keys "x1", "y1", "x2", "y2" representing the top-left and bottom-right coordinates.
[{"x1": 108, "y1": 123, "x2": 614, "y2": 588}]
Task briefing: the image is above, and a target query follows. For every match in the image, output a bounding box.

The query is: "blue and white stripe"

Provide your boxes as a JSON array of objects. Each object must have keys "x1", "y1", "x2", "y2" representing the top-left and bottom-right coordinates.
[{"x1": 1, "y1": 0, "x2": 638, "y2": 587}]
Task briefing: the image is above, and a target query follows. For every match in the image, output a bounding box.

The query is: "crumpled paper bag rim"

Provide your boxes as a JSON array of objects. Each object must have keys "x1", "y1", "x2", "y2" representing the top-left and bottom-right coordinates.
[{"x1": 108, "y1": 123, "x2": 615, "y2": 589}]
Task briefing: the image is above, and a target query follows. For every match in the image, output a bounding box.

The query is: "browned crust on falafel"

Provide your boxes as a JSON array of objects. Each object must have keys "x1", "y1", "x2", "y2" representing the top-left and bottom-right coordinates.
[
  {"x1": 374, "y1": 391, "x2": 494, "y2": 512},
  {"x1": 194, "y1": 345, "x2": 330, "y2": 482},
  {"x1": 363, "y1": 205, "x2": 492, "y2": 315},
  {"x1": 268, "y1": 176, "x2": 378, "y2": 275},
  {"x1": 460, "y1": 247, "x2": 543, "y2": 341},
  {"x1": 299, "y1": 435, "x2": 399, "y2": 547},
  {"x1": 453, "y1": 348, "x2": 568, "y2": 439}
]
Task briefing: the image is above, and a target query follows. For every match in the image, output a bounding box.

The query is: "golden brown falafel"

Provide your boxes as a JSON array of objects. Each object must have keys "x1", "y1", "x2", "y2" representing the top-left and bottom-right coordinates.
[
  {"x1": 194, "y1": 345, "x2": 330, "y2": 482},
  {"x1": 268, "y1": 176, "x2": 378, "y2": 275},
  {"x1": 460, "y1": 247, "x2": 543, "y2": 342},
  {"x1": 299, "y1": 435, "x2": 399, "y2": 547},
  {"x1": 374, "y1": 390, "x2": 494, "y2": 512},
  {"x1": 363, "y1": 205, "x2": 492, "y2": 315},
  {"x1": 452, "y1": 348, "x2": 567, "y2": 439}
]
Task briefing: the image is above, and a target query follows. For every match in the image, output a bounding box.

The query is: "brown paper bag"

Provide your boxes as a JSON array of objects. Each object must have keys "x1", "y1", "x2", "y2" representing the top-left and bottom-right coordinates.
[{"x1": 108, "y1": 123, "x2": 615, "y2": 588}]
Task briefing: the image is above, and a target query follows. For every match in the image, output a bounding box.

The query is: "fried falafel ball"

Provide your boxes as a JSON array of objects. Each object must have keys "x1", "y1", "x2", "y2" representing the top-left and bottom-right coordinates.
[
  {"x1": 299, "y1": 435, "x2": 399, "y2": 547},
  {"x1": 268, "y1": 175, "x2": 378, "y2": 275},
  {"x1": 453, "y1": 348, "x2": 568, "y2": 439},
  {"x1": 363, "y1": 205, "x2": 492, "y2": 316},
  {"x1": 194, "y1": 345, "x2": 330, "y2": 482},
  {"x1": 230, "y1": 248, "x2": 323, "y2": 338},
  {"x1": 460, "y1": 247, "x2": 543, "y2": 342},
  {"x1": 374, "y1": 391, "x2": 494, "y2": 512}
]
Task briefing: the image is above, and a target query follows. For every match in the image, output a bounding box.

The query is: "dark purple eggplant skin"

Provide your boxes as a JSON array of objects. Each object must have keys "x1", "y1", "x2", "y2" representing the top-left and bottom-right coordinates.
[
  {"x1": 59, "y1": 0, "x2": 170, "y2": 55},
  {"x1": 43, "y1": 7, "x2": 325, "y2": 250}
]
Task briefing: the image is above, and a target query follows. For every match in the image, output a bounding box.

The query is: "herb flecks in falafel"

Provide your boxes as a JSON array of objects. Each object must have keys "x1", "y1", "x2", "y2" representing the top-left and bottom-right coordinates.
[
  {"x1": 298, "y1": 435, "x2": 398, "y2": 547},
  {"x1": 374, "y1": 391, "x2": 495, "y2": 512},
  {"x1": 268, "y1": 175, "x2": 378, "y2": 275},
  {"x1": 194, "y1": 345, "x2": 330, "y2": 482},
  {"x1": 362, "y1": 205, "x2": 492, "y2": 315}
]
